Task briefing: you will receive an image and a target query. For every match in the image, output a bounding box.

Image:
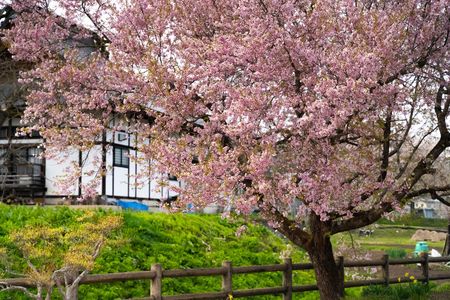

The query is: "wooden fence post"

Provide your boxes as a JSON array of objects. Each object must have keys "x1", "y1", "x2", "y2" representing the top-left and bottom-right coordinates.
[
  {"x1": 150, "y1": 264, "x2": 162, "y2": 300},
  {"x1": 382, "y1": 254, "x2": 389, "y2": 287},
  {"x1": 337, "y1": 256, "x2": 344, "y2": 297},
  {"x1": 282, "y1": 258, "x2": 293, "y2": 300},
  {"x1": 421, "y1": 253, "x2": 429, "y2": 284},
  {"x1": 222, "y1": 261, "x2": 232, "y2": 298}
]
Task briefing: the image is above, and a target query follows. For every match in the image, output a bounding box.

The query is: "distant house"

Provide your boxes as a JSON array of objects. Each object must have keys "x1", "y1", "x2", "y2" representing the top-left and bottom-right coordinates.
[
  {"x1": 0, "y1": 6, "x2": 180, "y2": 206},
  {"x1": 411, "y1": 197, "x2": 450, "y2": 219}
]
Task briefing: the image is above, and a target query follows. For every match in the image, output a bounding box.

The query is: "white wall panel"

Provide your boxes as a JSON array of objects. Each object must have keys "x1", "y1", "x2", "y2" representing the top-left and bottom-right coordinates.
[
  {"x1": 136, "y1": 153, "x2": 150, "y2": 199},
  {"x1": 45, "y1": 149, "x2": 79, "y2": 196},
  {"x1": 105, "y1": 147, "x2": 113, "y2": 195},
  {"x1": 148, "y1": 173, "x2": 162, "y2": 199},
  {"x1": 80, "y1": 145, "x2": 102, "y2": 195},
  {"x1": 113, "y1": 166, "x2": 129, "y2": 197},
  {"x1": 129, "y1": 149, "x2": 137, "y2": 198}
]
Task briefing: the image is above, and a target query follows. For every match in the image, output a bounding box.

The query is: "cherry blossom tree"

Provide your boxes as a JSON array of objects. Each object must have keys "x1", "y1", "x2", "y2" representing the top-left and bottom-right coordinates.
[{"x1": 1, "y1": 0, "x2": 449, "y2": 298}]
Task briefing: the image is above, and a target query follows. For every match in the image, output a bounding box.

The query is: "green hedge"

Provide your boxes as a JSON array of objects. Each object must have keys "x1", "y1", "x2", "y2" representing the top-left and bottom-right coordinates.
[{"x1": 385, "y1": 248, "x2": 407, "y2": 259}]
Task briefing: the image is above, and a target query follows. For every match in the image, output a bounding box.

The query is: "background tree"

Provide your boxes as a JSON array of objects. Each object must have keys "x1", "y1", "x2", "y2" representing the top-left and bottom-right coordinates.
[
  {"x1": 1, "y1": 0, "x2": 449, "y2": 298},
  {"x1": 0, "y1": 211, "x2": 122, "y2": 300},
  {"x1": 410, "y1": 152, "x2": 450, "y2": 254}
]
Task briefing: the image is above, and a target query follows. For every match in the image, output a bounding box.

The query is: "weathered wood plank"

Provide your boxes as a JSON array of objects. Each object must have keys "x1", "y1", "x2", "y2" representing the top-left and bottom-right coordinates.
[
  {"x1": 292, "y1": 263, "x2": 313, "y2": 270},
  {"x1": 163, "y1": 267, "x2": 225, "y2": 278},
  {"x1": 81, "y1": 271, "x2": 156, "y2": 284},
  {"x1": 232, "y1": 286, "x2": 286, "y2": 297},
  {"x1": 344, "y1": 259, "x2": 384, "y2": 267},
  {"x1": 136, "y1": 292, "x2": 227, "y2": 300},
  {"x1": 233, "y1": 264, "x2": 285, "y2": 274}
]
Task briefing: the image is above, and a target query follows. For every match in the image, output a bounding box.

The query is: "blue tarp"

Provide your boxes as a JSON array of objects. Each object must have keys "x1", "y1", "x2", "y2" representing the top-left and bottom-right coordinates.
[{"x1": 117, "y1": 200, "x2": 149, "y2": 211}]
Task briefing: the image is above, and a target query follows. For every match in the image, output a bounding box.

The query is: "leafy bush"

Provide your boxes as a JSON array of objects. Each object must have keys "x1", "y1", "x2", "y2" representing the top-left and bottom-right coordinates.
[
  {"x1": 386, "y1": 248, "x2": 407, "y2": 259},
  {"x1": 1, "y1": 211, "x2": 122, "y2": 300},
  {"x1": 0, "y1": 205, "x2": 315, "y2": 299}
]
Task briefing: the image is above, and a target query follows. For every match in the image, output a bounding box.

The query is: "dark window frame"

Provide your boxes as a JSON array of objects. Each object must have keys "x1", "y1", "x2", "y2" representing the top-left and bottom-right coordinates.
[
  {"x1": 0, "y1": 127, "x2": 8, "y2": 139},
  {"x1": 117, "y1": 132, "x2": 128, "y2": 142},
  {"x1": 113, "y1": 146, "x2": 130, "y2": 168},
  {"x1": 0, "y1": 126, "x2": 42, "y2": 139}
]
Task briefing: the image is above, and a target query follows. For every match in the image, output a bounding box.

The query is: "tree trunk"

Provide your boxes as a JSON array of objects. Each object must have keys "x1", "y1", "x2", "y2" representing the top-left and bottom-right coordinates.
[
  {"x1": 65, "y1": 272, "x2": 79, "y2": 300},
  {"x1": 307, "y1": 215, "x2": 343, "y2": 300},
  {"x1": 65, "y1": 285, "x2": 78, "y2": 300},
  {"x1": 443, "y1": 222, "x2": 450, "y2": 256}
]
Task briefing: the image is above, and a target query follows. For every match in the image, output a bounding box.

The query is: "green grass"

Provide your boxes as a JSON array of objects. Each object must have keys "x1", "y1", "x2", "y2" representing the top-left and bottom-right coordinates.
[
  {"x1": 386, "y1": 248, "x2": 407, "y2": 259},
  {"x1": 432, "y1": 282, "x2": 450, "y2": 293},
  {"x1": 351, "y1": 282, "x2": 450, "y2": 300},
  {"x1": 378, "y1": 214, "x2": 448, "y2": 229},
  {"x1": 333, "y1": 228, "x2": 445, "y2": 253},
  {"x1": 359, "y1": 282, "x2": 434, "y2": 300},
  {"x1": 0, "y1": 205, "x2": 318, "y2": 299}
]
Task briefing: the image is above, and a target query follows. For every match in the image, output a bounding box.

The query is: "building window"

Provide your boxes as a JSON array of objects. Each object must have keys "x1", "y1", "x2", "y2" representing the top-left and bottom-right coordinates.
[
  {"x1": 0, "y1": 148, "x2": 6, "y2": 174},
  {"x1": 30, "y1": 130, "x2": 42, "y2": 138},
  {"x1": 113, "y1": 146, "x2": 129, "y2": 168},
  {"x1": 168, "y1": 174, "x2": 178, "y2": 181},
  {"x1": 0, "y1": 128, "x2": 8, "y2": 139},
  {"x1": 0, "y1": 127, "x2": 41, "y2": 139},
  {"x1": 117, "y1": 132, "x2": 128, "y2": 142}
]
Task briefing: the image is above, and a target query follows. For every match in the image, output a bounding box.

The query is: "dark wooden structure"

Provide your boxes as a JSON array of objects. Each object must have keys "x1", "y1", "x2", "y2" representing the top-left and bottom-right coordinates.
[{"x1": 0, "y1": 163, "x2": 46, "y2": 201}]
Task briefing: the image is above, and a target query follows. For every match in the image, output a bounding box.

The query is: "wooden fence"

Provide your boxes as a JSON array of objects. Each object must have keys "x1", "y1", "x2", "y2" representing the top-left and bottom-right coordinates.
[{"x1": 3, "y1": 254, "x2": 450, "y2": 299}]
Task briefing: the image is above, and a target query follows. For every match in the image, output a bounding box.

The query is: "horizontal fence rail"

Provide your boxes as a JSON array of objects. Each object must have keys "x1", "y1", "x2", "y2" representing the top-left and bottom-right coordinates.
[{"x1": 2, "y1": 254, "x2": 450, "y2": 299}]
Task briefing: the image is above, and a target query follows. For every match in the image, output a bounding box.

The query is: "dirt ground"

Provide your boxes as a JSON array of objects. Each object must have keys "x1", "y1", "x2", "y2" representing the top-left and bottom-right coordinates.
[
  {"x1": 428, "y1": 291, "x2": 450, "y2": 299},
  {"x1": 368, "y1": 250, "x2": 450, "y2": 283}
]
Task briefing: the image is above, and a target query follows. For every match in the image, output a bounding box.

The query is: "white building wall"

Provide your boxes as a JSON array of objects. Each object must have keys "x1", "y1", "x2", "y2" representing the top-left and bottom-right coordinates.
[
  {"x1": 128, "y1": 149, "x2": 137, "y2": 198},
  {"x1": 150, "y1": 172, "x2": 163, "y2": 199},
  {"x1": 135, "y1": 152, "x2": 150, "y2": 199},
  {"x1": 105, "y1": 147, "x2": 113, "y2": 195},
  {"x1": 80, "y1": 145, "x2": 103, "y2": 195},
  {"x1": 113, "y1": 166, "x2": 129, "y2": 197},
  {"x1": 45, "y1": 148, "x2": 79, "y2": 196}
]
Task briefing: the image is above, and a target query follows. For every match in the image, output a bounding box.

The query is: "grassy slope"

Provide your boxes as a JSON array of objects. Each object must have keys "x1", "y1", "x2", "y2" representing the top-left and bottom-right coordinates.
[{"x1": 0, "y1": 205, "x2": 319, "y2": 300}]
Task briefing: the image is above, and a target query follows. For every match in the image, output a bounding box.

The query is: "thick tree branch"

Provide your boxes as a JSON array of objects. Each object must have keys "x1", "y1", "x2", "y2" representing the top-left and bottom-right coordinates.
[
  {"x1": 256, "y1": 196, "x2": 311, "y2": 249},
  {"x1": 435, "y1": 84, "x2": 450, "y2": 137},
  {"x1": 379, "y1": 109, "x2": 392, "y2": 182},
  {"x1": 430, "y1": 192, "x2": 450, "y2": 206},
  {"x1": 405, "y1": 184, "x2": 450, "y2": 201}
]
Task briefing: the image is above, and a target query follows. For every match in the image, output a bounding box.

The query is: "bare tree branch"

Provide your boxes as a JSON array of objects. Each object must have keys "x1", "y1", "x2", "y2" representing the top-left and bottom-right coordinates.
[{"x1": 0, "y1": 283, "x2": 38, "y2": 299}]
